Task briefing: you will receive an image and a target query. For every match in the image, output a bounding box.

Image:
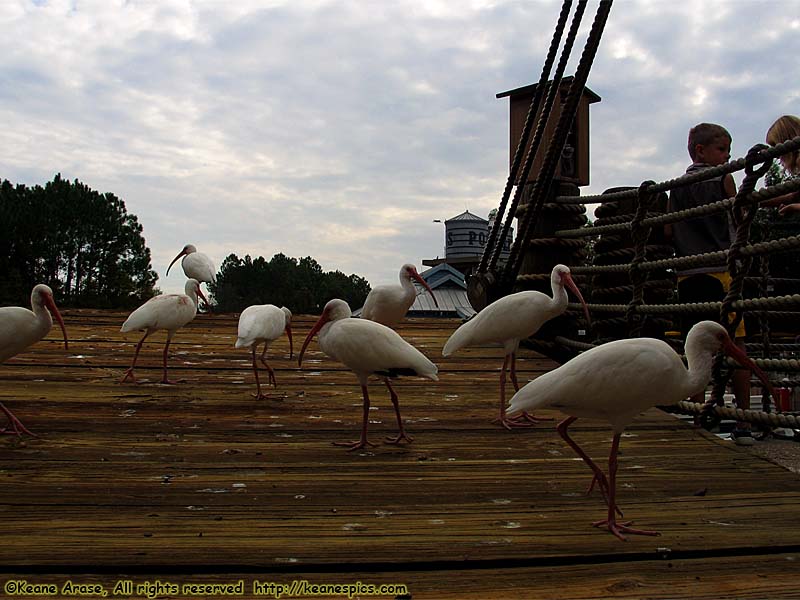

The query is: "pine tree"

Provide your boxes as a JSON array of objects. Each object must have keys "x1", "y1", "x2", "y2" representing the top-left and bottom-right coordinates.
[
  {"x1": 0, "y1": 174, "x2": 158, "y2": 307},
  {"x1": 209, "y1": 253, "x2": 371, "y2": 314}
]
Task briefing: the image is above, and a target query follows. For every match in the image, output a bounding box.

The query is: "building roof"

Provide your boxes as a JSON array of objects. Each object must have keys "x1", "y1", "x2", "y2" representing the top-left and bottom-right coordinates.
[
  {"x1": 422, "y1": 262, "x2": 468, "y2": 289},
  {"x1": 353, "y1": 263, "x2": 476, "y2": 320},
  {"x1": 408, "y1": 264, "x2": 475, "y2": 319},
  {"x1": 446, "y1": 210, "x2": 487, "y2": 224},
  {"x1": 496, "y1": 76, "x2": 601, "y2": 102}
]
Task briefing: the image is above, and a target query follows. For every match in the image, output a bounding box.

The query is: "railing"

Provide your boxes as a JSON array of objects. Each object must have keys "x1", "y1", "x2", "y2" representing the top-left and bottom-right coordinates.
[{"x1": 512, "y1": 136, "x2": 800, "y2": 430}]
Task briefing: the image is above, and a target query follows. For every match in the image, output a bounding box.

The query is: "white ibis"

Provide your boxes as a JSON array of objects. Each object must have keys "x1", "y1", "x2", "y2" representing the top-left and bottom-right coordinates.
[
  {"x1": 166, "y1": 244, "x2": 216, "y2": 311},
  {"x1": 120, "y1": 278, "x2": 207, "y2": 384},
  {"x1": 166, "y1": 244, "x2": 216, "y2": 283},
  {"x1": 507, "y1": 320, "x2": 774, "y2": 541},
  {"x1": 299, "y1": 298, "x2": 438, "y2": 451},
  {"x1": 0, "y1": 284, "x2": 69, "y2": 436},
  {"x1": 442, "y1": 264, "x2": 590, "y2": 429},
  {"x1": 235, "y1": 305, "x2": 293, "y2": 400},
  {"x1": 361, "y1": 264, "x2": 438, "y2": 328}
]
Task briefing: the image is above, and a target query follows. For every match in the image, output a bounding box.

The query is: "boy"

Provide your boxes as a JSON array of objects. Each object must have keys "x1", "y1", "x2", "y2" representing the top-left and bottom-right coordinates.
[{"x1": 665, "y1": 123, "x2": 753, "y2": 446}]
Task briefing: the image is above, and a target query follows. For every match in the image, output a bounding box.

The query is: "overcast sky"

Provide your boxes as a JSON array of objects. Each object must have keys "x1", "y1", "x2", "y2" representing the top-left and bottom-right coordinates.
[{"x1": 1, "y1": 0, "x2": 798, "y2": 295}]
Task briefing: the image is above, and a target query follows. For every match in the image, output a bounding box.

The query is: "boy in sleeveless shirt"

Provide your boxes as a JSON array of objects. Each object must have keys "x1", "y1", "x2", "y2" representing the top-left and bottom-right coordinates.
[{"x1": 665, "y1": 123, "x2": 753, "y2": 446}]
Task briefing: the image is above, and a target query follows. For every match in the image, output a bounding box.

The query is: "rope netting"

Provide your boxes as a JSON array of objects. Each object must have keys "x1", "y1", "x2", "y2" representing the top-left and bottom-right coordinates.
[
  {"x1": 474, "y1": 0, "x2": 800, "y2": 434},
  {"x1": 508, "y1": 136, "x2": 800, "y2": 434}
]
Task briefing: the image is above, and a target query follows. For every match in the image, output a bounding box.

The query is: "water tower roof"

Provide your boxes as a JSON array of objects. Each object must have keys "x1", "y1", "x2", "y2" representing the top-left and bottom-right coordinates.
[{"x1": 446, "y1": 210, "x2": 487, "y2": 224}]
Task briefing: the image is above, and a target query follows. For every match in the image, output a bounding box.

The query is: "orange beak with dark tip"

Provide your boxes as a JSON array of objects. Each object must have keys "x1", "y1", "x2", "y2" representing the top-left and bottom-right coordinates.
[
  {"x1": 285, "y1": 324, "x2": 293, "y2": 359},
  {"x1": 562, "y1": 271, "x2": 591, "y2": 327},
  {"x1": 298, "y1": 313, "x2": 329, "y2": 367},
  {"x1": 411, "y1": 269, "x2": 439, "y2": 308},
  {"x1": 42, "y1": 292, "x2": 68, "y2": 351},
  {"x1": 166, "y1": 248, "x2": 189, "y2": 277},
  {"x1": 722, "y1": 336, "x2": 776, "y2": 401},
  {"x1": 196, "y1": 285, "x2": 209, "y2": 311}
]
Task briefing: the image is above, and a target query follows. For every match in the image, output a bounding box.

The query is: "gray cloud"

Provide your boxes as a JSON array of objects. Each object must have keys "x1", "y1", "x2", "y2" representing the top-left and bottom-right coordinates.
[{"x1": 1, "y1": 0, "x2": 798, "y2": 296}]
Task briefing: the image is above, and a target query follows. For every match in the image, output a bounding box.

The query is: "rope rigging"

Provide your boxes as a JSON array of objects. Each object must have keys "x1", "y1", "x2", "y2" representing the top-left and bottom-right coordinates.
[{"x1": 477, "y1": 1, "x2": 800, "y2": 435}]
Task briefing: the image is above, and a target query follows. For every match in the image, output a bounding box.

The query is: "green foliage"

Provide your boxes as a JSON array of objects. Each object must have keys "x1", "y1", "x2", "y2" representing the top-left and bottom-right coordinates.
[
  {"x1": 765, "y1": 162, "x2": 787, "y2": 188},
  {"x1": 0, "y1": 174, "x2": 158, "y2": 307},
  {"x1": 209, "y1": 253, "x2": 371, "y2": 314}
]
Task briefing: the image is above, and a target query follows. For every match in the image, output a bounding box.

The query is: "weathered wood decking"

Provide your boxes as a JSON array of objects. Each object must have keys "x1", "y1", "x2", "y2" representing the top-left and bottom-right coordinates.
[{"x1": 2, "y1": 310, "x2": 800, "y2": 599}]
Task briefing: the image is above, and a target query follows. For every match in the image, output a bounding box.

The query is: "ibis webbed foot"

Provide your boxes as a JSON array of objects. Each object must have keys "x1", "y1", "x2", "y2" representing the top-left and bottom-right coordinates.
[
  {"x1": 252, "y1": 391, "x2": 285, "y2": 402},
  {"x1": 120, "y1": 368, "x2": 137, "y2": 384},
  {"x1": 385, "y1": 431, "x2": 414, "y2": 445},
  {"x1": 333, "y1": 438, "x2": 377, "y2": 451},
  {"x1": 494, "y1": 413, "x2": 537, "y2": 430},
  {"x1": 592, "y1": 517, "x2": 660, "y2": 541},
  {"x1": 0, "y1": 404, "x2": 36, "y2": 437}
]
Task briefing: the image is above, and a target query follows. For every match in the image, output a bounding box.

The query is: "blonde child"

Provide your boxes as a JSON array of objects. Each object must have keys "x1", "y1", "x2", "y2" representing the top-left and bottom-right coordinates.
[{"x1": 764, "y1": 115, "x2": 800, "y2": 213}]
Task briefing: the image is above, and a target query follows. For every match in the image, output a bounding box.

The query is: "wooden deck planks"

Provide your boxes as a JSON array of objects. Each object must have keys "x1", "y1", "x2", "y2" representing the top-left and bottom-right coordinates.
[
  {"x1": 2, "y1": 310, "x2": 800, "y2": 598},
  {"x1": 4, "y1": 553, "x2": 799, "y2": 600}
]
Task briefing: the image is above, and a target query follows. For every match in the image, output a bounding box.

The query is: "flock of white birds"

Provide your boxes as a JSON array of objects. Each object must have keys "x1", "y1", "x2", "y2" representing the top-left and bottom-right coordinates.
[{"x1": 0, "y1": 245, "x2": 773, "y2": 540}]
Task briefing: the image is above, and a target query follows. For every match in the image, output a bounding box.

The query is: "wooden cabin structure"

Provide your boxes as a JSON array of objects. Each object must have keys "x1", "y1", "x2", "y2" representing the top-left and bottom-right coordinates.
[{"x1": 497, "y1": 77, "x2": 600, "y2": 187}]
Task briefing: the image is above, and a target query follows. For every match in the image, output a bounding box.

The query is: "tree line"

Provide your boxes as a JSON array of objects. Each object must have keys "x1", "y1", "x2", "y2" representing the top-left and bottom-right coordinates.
[
  {"x1": 0, "y1": 174, "x2": 158, "y2": 307},
  {"x1": 1, "y1": 175, "x2": 374, "y2": 313},
  {"x1": 208, "y1": 253, "x2": 371, "y2": 314}
]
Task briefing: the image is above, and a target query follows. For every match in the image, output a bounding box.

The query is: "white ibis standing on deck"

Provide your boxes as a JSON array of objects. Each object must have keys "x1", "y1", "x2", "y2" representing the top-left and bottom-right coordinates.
[
  {"x1": 166, "y1": 244, "x2": 216, "y2": 309},
  {"x1": 120, "y1": 278, "x2": 207, "y2": 384},
  {"x1": 0, "y1": 284, "x2": 69, "y2": 435},
  {"x1": 299, "y1": 299, "x2": 438, "y2": 451},
  {"x1": 361, "y1": 264, "x2": 438, "y2": 328},
  {"x1": 442, "y1": 264, "x2": 590, "y2": 429},
  {"x1": 167, "y1": 244, "x2": 217, "y2": 284},
  {"x1": 507, "y1": 320, "x2": 774, "y2": 540},
  {"x1": 235, "y1": 305, "x2": 293, "y2": 400}
]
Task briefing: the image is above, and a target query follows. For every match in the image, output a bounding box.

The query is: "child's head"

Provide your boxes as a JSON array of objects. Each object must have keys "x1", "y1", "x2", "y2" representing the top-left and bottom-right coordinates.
[
  {"x1": 766, "y1": 115, "x2": 800, "y2": 174},
  {"x1": 688, "y1": 123, "x2": 732, "y2": 166}
]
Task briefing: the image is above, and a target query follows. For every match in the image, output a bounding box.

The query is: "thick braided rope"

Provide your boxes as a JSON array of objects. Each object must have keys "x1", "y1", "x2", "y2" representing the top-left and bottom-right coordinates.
[
  {"x1": 491, "y1": 0, "x2": 590, "y2": 273},
  {"x1": 708, "y1": 145, "x2": 772, "y2": 407},
  {"x1": 675, "y1": 400, "x2": 800, "y2": 429},
  {"x1": 500, "y1": 0, "x2": 587, "y2": 280},
  {"x1": 556, "y1": 235, "x2": 800, "y2": 278},
  {"x1": 554, "y1": 178, "x2": 800, "y2": 239},
  {"x1": 626, "y1": 181, "x2": 657, "y2": 336},
  {"x1": 479, "y1": 0, "x2": 575, "y2": 273},
  {"x1": 566, "y1": 293, "x2": 800, "y2": 314},
  {"x1": 505, "y1": 0, "x2": 612, "y2": 283},
  {"x1": 552, "y1": 136, "x2": 800, "y2": 205}
]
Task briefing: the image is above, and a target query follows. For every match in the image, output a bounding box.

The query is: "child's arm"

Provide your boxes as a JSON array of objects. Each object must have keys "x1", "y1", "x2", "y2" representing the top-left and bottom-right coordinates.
[
  {"x1": 723, "y1": 173, "x2": 737, "y2": 199},
  {"x1": 779, "y1": 202, "x2": 800, "y2": 215},
  {"x1": 762, "y1": 191, "x2": 800, "y2": 209}
]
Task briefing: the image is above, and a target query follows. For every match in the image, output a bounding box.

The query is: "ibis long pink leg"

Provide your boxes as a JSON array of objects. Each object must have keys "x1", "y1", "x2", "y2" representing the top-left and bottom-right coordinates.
[
  {"x1": 383, "y1": 378, "x2": 413, "y2": 445},
  {"x1": 334, "y1": 384, "x2": 377, "y2": 451},
  {"x1": 495, "y1": 354, "x2": 540, "y2": 429},
  {"x1": 121, "y1": 331, "x2": 151, "y2": 383},
  {"x1": 592, "y1": 433, "x2": 660, "y2": 541},
  {"x1": 557, "y1": 417, "x2": 622, "y2": 517},
  {"x1": 0, "y1": 402, "x2": 36, "y2": 437},
  {"x1": 160, "y1": 335, "x2": 177, "y2": 384},
  {"x1": 259, "y1": 343, "x2": 277, "y2": 388},
  {"x1": 511, "y1": 352, "x2": 551, "y2": 424},
  {"x1": 251, "y1": 346, "x2": 268, "y2": 400},
  {"x1": 558, "y1": 417, "x2": 610, "y2": 495}
]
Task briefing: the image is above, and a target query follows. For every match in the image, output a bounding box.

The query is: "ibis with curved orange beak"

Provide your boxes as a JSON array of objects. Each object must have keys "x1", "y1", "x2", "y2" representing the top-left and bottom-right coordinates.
[
  {"x1": 299, "y1": 299, "x2": 438, "y2": 451},
  {"x1": 0, "y1": 284, "x2": 69, "y2": 436}
]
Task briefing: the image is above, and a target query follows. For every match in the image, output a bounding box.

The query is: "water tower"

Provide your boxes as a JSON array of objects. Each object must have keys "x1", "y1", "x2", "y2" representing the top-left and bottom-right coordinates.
[{"x1": 423, "y1": 210, "x2": 513, "y2": 279}]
